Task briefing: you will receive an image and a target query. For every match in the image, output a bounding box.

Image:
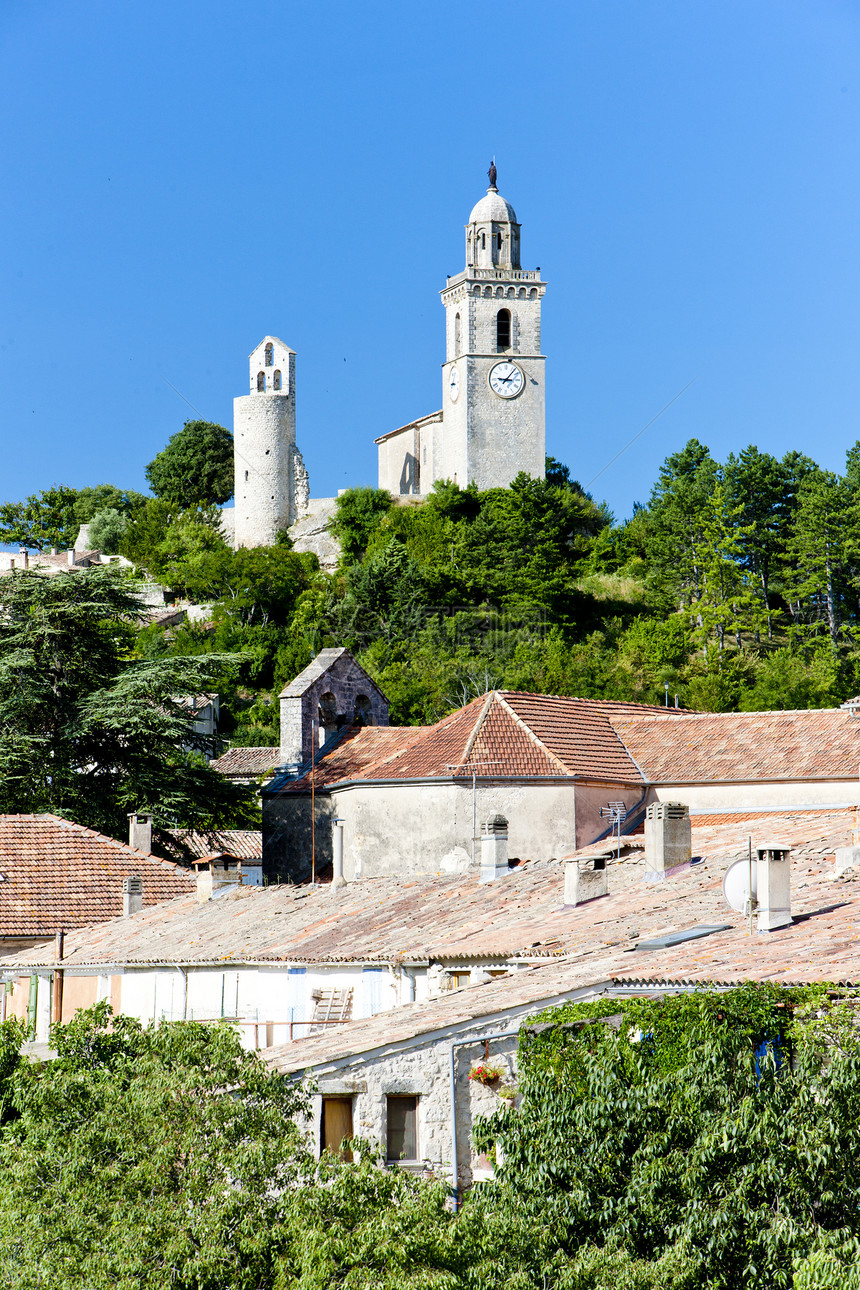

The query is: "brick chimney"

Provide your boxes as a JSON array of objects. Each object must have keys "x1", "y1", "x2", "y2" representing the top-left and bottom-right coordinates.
[
  {"x1": 123, "y1": 875, "x2": 143, "y2": 916},
  {"x1": 479, "y1": 814, "x2": 509, "y2": 883},
  {"x1": 128, "y1": 812, "x2": 153, "y2": 854},
  {"x1": 644, "y1": 802, "x2": 691, "y2": 878}
]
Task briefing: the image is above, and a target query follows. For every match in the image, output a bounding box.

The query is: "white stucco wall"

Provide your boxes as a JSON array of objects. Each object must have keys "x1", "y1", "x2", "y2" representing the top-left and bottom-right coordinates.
[{"x1": 650, "y1": 779, "x2": 860, "y2": 814}]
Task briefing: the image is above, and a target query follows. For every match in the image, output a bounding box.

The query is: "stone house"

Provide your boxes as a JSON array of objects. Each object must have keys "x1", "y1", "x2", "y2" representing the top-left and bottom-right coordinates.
[{"x1": 262, "y1": 683, "x2": 685, "y2": 884}]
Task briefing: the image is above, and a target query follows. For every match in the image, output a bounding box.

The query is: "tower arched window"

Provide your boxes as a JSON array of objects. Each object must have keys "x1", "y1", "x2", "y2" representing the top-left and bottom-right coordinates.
[
  {"x1": 454, "y1": 313, "x2": 461, "y2": 356},
  {"x1": 273, "y1": 369, "x2": 282, "y2": 390},
  {"x1": 496, "y1": 309, "x2": 511, "y2": 351},
  {"x1": 257, "y1": 371, "x2": 266, "y2": 391},
  {"x1": 264, "y1": 343, "x2": 274, "y2": 366},
  {"x1": 481, "y1": 232, "x2": 486, "y2": 250}
]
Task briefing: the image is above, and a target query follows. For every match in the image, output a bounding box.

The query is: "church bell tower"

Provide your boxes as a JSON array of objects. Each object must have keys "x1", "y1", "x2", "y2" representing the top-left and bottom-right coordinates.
[{"x1": 438, "y1": 165, "x2": 546, "y2": 489}]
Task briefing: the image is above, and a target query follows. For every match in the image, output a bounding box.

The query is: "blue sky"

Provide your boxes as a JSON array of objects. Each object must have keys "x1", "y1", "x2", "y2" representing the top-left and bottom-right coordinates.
[{"x1": 2, "y1": 0, "x2": 859, "y2": 521}]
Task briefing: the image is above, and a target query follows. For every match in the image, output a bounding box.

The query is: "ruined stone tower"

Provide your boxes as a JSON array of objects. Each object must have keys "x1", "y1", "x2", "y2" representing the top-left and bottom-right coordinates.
[{"x1": 233, "y1": 336, "x2": 309, "y2": 547}]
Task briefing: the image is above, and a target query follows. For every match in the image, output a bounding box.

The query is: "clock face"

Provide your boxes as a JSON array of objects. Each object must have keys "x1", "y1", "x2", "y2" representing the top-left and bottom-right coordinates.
[
  {"x1": 448, "y1": 365, "x2": 460, "y2": 402},
  {"x1": 489, "y1": 361, "x2": 524, "y2": 399}
]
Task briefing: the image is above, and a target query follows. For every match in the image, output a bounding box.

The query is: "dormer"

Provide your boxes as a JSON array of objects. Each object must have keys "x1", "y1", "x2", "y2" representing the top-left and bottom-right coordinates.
[{"x1": 248, "y1": 335, "x2": 294, "y2": 395}]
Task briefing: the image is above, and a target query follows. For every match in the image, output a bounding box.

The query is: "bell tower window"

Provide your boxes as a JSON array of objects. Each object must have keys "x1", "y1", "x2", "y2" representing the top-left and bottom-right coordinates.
[
  {"x1": 496, "y1": 309, "x2": 511, "y2": 351},
  {"x1": 454, "y1": 313, "x2": 461, "y2": 356},
  {"x1": 257, "y1": 371, "x2": 266, "y2": 391},
  {"x1": 273, "y1": 370, "x2": 282, "y2": 390},
  {"x1": 264, "y1": 343, "x2": 274, "y2": 366}
]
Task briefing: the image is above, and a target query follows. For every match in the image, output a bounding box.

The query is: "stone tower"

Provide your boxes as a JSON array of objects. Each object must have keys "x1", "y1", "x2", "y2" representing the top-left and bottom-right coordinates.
[
  {"x1": 376, "y1": 170, "x2": 546, "y2": 495},
  {"x1": 233, "y1": 336, "x2": 309, "y2": 548},
  {"x1": 439, "y1": 174, "x2": 546, "y2": 489}
]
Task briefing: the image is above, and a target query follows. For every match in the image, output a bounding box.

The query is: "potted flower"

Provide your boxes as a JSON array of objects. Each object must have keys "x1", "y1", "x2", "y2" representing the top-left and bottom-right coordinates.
[
  {"x1": 496, "y1": 1083, "x2": 518, "y2": 1109},
  {"x1": 468, "y1": 1062, "x2": 504, "y2": 1087}
]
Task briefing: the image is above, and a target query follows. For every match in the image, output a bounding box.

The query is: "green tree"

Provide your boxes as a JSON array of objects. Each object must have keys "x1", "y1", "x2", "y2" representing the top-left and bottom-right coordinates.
[
  {"x1": 786, "y1": 470, "x2": 857, "y2": 650},
  {"x1": 0, "y1": 1005, "x2": 311, "y2": 1290},
  {"x1": 646, "y1": 439, "x2": 719, "y2": 612},
  {"x1": 724, "y1": 446, "x2": 791, "y2": 638},
  {"x1": 73, "y1": 484, "x2": 148, "y2": 524},
  {"x1": 331, "y1": 486, "x2": 394, "y2": 562},
  {"x1": 0, "y1": 485, "x2": 80, "y2": 551},
  {"x1": 87, "y1": 506, "x2": 130, "y2": 553},
  {"x1": 146, "y1": 419, "x2": 234, "y2": 507},
  {"x1": 0, "y1": 566, "x2": 257, "y2": 848}
]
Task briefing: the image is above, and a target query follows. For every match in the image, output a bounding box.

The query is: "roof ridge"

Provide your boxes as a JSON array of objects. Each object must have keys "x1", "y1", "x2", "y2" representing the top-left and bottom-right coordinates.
[
  {"x1": 493, "y1": 693, "x2": 570, "y2": 775},
  {"x1": 458, "y1": 691, "x2": 496, "y2": 768}
]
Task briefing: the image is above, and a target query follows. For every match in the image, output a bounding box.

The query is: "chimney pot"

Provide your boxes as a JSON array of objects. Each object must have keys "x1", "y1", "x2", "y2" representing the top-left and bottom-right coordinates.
[
  {"x1": 123, "y1": 875, "x2": 143, "y2": 916},
  {"x1": 755, "y1": 842, "x2": 792, "y2": 932},
  {"x1": 480, "y1": 813, "x2": 509, "y2": 882},
  {"x1": 128, "y1": 812, "x2": 153, "y2": 854},
  {"x1": 332, "y1": 818, "x2": 346, "y2": 888},
  {"x1": 644, "y1": 801, "x2": 691, "y2": 879},
  {"x1": 564, "y1": 855, "x2": 609, "y2": 906}
]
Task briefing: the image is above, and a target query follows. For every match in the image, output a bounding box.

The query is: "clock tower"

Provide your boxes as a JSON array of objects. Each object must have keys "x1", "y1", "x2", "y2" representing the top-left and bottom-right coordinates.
[
  {"x1": 438, "y1": 173, "x2": 546, "y2": 489},
  {"x1": 376, "y1": 169, "x2": 546, "y2": 494}
]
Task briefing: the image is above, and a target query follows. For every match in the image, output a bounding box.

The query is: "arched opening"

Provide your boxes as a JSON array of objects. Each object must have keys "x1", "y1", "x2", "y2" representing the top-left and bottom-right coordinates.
[
  {"x1": 353, "y1": 694, "x2": 373, "y2": 726},
  {"x1": 273, "y1": 369, "x2": 282, "y2": 390},
  {"x1": 481, "y1": 231, "x2": 486, "y2": 250},
  {"x1": 496, "y1": 309, "x2": 511, "y2": 350},
  {"x1": 256, "y1": 371, "x2": 266, "y2": 391},
  {"x1": 264, "y1": 342, "x2": 274, "y2": 366},
  {"x1": 454, "y1": 313, "x2": 461, "y2": 356},
  {"x1": 318, "y1": 692, "x2": 338, "y2": 745}
]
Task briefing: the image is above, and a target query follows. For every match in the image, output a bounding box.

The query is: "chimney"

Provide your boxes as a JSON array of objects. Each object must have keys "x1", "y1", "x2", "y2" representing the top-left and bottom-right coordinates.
[
  {"x1": 644, "y1": 802, "x2": 691, "y2": 879},
  {"x1": 755, "y1": 842, "x2": 792, "y2": 932},
  {"x1": 194, "y1": 855, "x2": 242, "y2": 902},
  {"x1": 564, "y1": 854, "x2": 609, "y2": 906},
  {"x1": 67, "y1": 549, "x2": 76, "y2": 566},
  {"x1": 479, "y1": 814, "x2": 509, "y2": 883},
  {"x1": 332, "y1": 817, "x2": 346, "y2": 888},
  {"x1": 18, "y1": 548, "x2": 28, "y2": 570},
  {"x1": 128, "y1": 812, "x2": 153, "y2": 854},
  {"x1": 123, "y1": 875, "x2": 143, "y2": 916}
]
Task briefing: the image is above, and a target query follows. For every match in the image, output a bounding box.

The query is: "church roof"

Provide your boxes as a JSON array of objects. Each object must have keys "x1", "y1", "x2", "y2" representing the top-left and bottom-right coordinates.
[{"x1": 468, "y1": 188, "x2": 518, "y2": 225}]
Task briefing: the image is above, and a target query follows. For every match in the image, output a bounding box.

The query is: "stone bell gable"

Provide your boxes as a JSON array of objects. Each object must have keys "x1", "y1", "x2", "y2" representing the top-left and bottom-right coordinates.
[{"x1": 278, "y1": 648, "x2": 389, "y2": 771}]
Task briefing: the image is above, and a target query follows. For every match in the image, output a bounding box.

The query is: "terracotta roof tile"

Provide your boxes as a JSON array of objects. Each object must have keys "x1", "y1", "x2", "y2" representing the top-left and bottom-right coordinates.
[
  {"x1": 0, "y1": 814, "x2": 193, "y2": 938},
  {"x1": 210, "y1": 747, "x2": 280, "y2": 778},
  {"x1": 3, "y1": 808, "x2": 853, "y2": 970},
  {"x1": 165, "y1": 830, "x2": 262, "y2": 860},
  {"x1": 273, "y1": 691, "x2": 689, "y2": 795},
  {"x1": 612, "y1": 708, "x2": 860, "y2": 783}
]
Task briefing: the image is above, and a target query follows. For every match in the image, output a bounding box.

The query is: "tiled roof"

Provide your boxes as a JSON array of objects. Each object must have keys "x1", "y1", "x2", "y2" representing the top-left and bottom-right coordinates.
[
  {"x1": 266, "y1": 811, "x2": 860, "y2": 1071},
  {"x1": 210, "y1": 746, "x2": 280, "y2": 779},
  {"x1": 2, "y1": 808, "x2": 852, "y2": 970},
  {"x1": 0, "y1": 814, "x2": 193, "y2": 938},
  {"x1": 612, "y1": 708, "x2": 860, "y2": 783},
  {"x1": 271, "y1": 691, "x2": 687, "y2": 795},
  {"x1": 164, "y1": 830, "x2": 262, "y2": 860}
]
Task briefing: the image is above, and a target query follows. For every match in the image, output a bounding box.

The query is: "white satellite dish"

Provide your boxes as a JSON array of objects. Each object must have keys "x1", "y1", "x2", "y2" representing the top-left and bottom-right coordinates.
[{"x1": 723, "y1": 858, "x2": 757, "y2": 914}]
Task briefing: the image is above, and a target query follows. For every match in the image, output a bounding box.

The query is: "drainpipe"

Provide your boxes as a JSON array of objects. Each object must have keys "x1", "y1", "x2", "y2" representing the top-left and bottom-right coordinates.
[
  {"x1": 52, "y1": 930, "x2": 64, "y2": 1026},
  {"x1": 332, "y1": 817, "x2": 346, "y2": 888},
  {"x1": 448, "y1": 1028, "x2": 515, "y2": 1211}
]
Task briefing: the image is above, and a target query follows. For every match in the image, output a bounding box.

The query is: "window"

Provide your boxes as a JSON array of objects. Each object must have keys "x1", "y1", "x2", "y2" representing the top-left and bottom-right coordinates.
[
  {"x1": 497, "y1": 232, "x2": 503, "y2": 252},
  {"x1": 387, "y1": 1095, "x2": 418, "y2": 1162},
  {"x1": 257, "y1": 371, "x2": 265, "y2": 391},
  {"x1": 481, "y1": 232, "x2": 486, "y2": 249},
  {"x1": 446, "y1": 971, "x2": 471, "y2": 991},
  {"x1": 321, "y1": 1097, "x2": 353, "y2": 1161},
  {"x1": 454, "y1": 312, "x2": 461, "y2": 356},
  {"x1": 273, "y1": 369, "x2": 282, "y2": 390},
  {"x1": 496, "y1": 309, "x2": 511, "y2": 350},
  {"x1": 264, "y1": 342, "x2": 274, "y2": 366}
]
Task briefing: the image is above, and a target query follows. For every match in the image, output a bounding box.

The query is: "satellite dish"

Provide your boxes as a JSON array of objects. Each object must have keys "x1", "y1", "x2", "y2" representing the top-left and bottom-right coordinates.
[{"x1": 723, "y1": 858, "x2": 757, "y2": 914}]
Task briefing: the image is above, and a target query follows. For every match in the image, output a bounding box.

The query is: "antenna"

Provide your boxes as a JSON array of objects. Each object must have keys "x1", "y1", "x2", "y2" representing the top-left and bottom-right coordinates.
[{"x1": 599, "y1": 801, "x2": 628, "y2": 860}]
